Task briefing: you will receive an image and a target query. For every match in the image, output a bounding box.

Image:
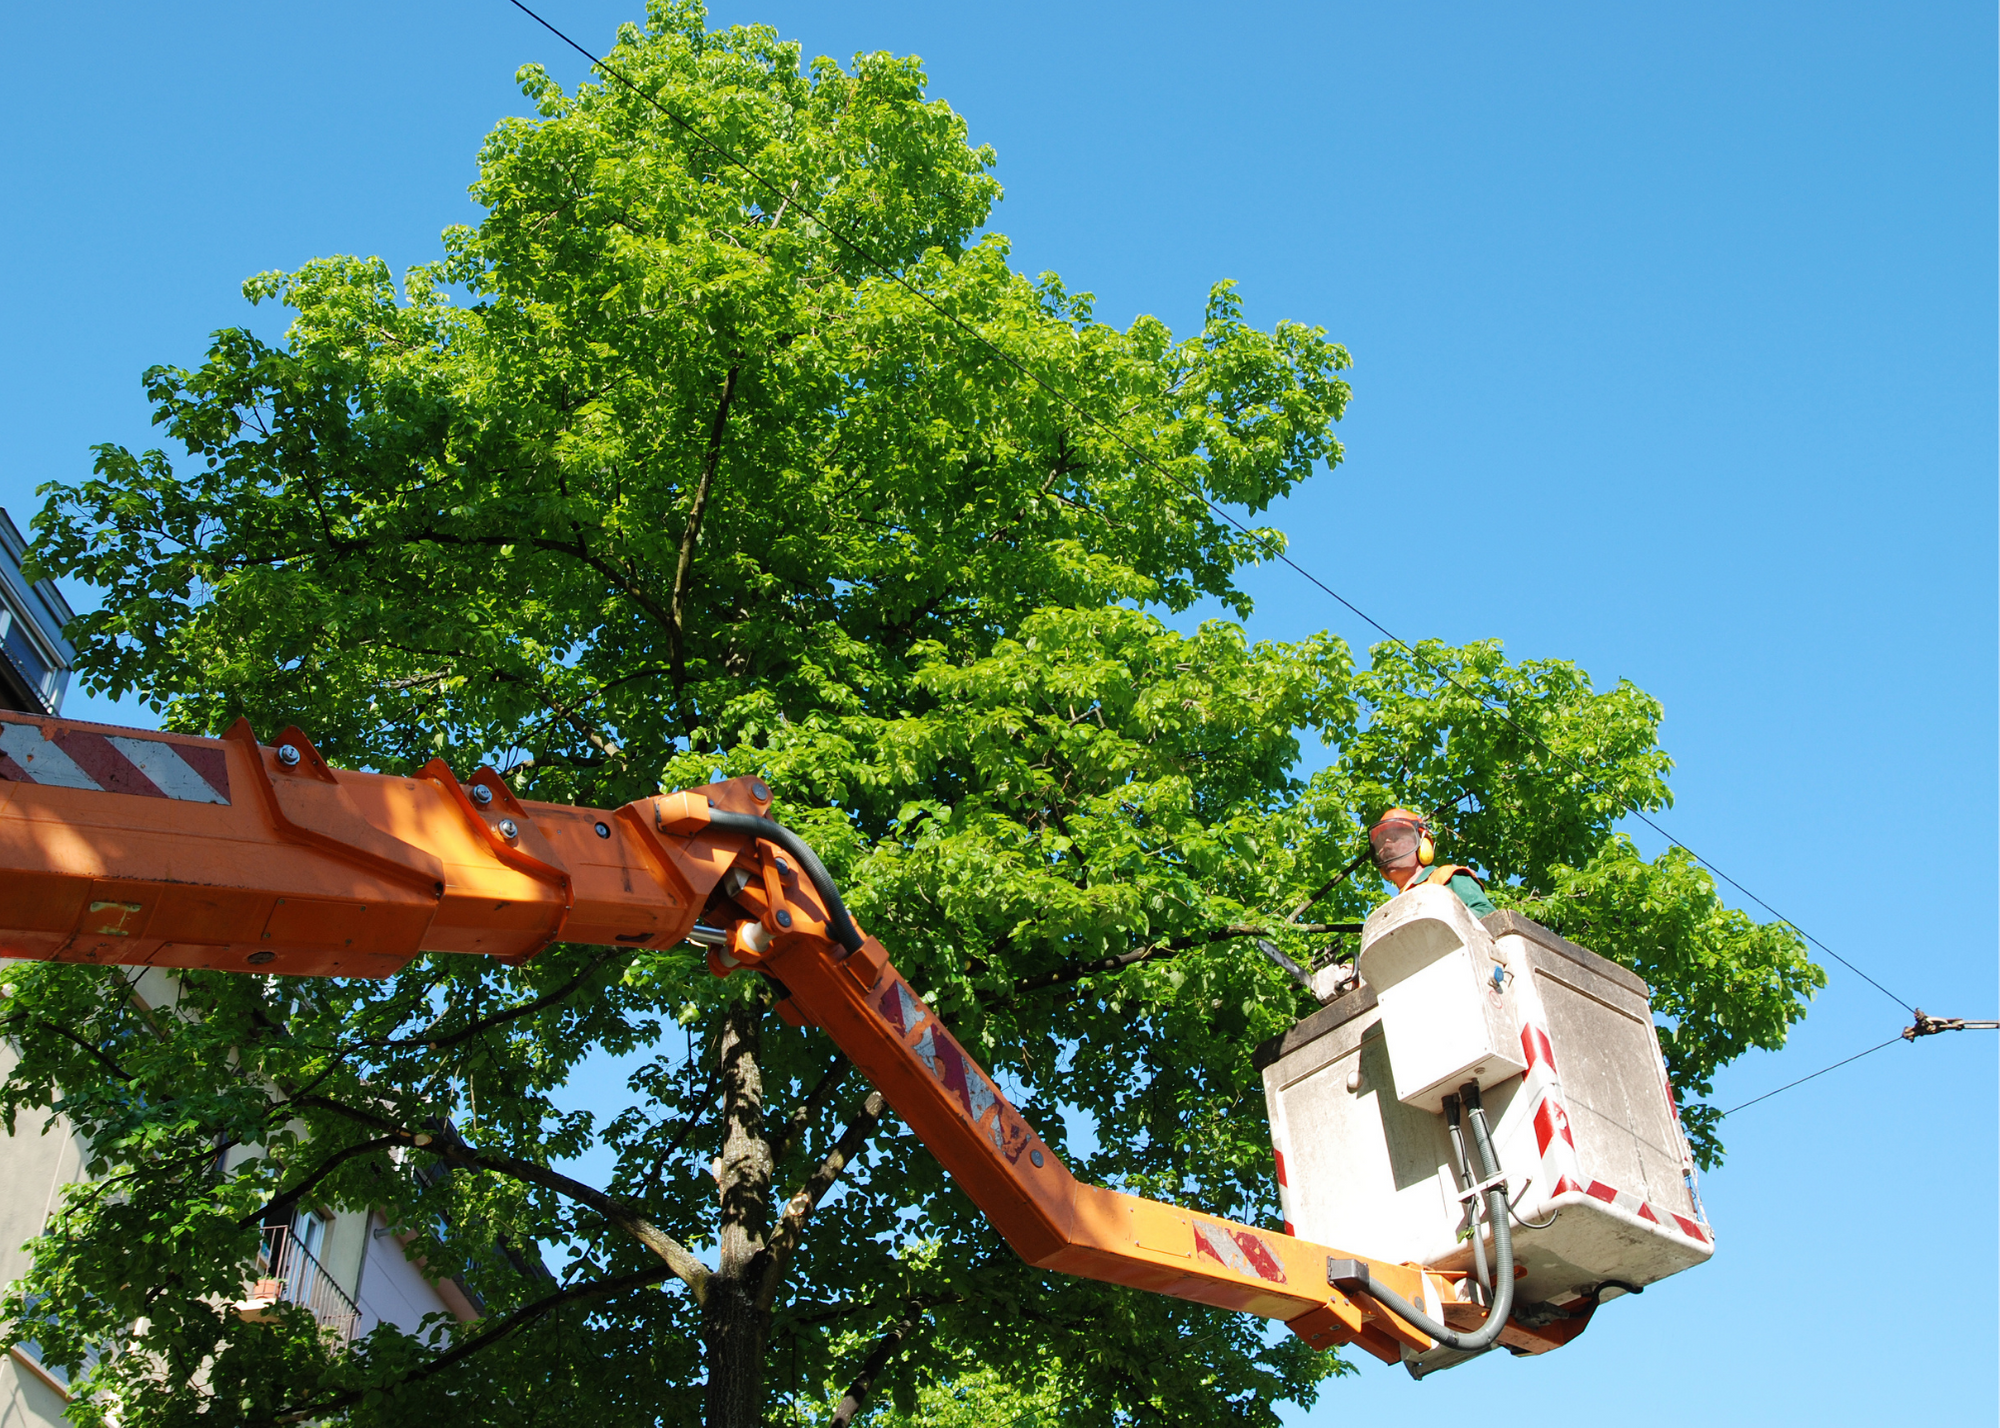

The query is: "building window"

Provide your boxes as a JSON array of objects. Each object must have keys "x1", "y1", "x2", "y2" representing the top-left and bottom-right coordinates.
[
  {"x1": 293, "y1": 1207, "x2": 329, "y2": 1263},
  {"x1": 0, "y1": 508, "x2": 72, "y2": 716},
  {"x1": 2, "y1": 612, "x2": 52, "y2": 702}
]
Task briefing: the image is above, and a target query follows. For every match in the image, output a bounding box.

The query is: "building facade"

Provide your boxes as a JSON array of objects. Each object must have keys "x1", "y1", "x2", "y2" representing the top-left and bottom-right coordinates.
[
  {"x1": 0, "y1": 511, "x2": 72, "y2": 718},
  {"x1": 0, "y1": 988, "x2": 478, "y2": 1425},
  {"x1": 0, "y1": 512, "x2": 472, "y2": 1423}
]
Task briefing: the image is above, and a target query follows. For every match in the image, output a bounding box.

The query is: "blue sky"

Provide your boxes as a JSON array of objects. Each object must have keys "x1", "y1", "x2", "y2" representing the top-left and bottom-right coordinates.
[{"x1": 1, "y1": 2, "x2": 1992, "y2": 1421}]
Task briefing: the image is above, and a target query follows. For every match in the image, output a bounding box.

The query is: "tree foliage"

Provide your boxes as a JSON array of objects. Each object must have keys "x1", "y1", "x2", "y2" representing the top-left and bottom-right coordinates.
[{"x1": 4, "y1": 5, "x2": 1818, "y2": 1424}]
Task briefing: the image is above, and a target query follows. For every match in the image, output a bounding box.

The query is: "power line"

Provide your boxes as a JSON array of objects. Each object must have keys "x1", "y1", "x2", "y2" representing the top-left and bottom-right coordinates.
[
  {"x1": 501, "y1": 0, "x2": 1916, "y2": 1018},
  {"x1": 1715, "y1": 1035, "x2": 1904, "y2": 1118}
]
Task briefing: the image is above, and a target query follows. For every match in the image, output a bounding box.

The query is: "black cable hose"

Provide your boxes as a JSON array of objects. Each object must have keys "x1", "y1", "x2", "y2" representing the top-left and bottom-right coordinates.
[
  {"x1": 1332, "y1": 1084, "x2": 1515, "y2": 1355},
  {"x1": 705, "y1": 810, "x2": 865, "y2": 953}
]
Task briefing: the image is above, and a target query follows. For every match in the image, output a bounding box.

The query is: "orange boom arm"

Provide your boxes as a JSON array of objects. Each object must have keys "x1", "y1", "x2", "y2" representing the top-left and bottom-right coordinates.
[{"x1": 0, "y1": 710, "x2": 1444, "y2": 1364}]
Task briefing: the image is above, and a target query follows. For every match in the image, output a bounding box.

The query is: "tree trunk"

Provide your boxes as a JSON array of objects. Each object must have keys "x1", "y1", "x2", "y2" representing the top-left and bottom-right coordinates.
[{"x1": 704, "y1": 998, "x2": 773, "y2": 1428}]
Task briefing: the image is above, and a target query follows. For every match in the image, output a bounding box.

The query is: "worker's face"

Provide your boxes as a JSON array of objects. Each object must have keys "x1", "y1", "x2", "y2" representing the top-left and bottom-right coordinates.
[{"x1": 1369, "y1": 820, "x2": 1423, "y2": 882}]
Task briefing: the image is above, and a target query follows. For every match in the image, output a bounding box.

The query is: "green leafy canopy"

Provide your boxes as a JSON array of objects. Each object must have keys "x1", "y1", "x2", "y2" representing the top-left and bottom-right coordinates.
[{"x1": 5, "y1": 5, "x2": 1818, "y2": 1424}]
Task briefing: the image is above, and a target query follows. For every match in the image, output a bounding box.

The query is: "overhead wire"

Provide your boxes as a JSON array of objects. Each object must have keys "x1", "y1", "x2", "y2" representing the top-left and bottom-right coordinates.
[
  {"x1": 1714, "y1": 1035, "x2": 1906, "y2": 1119},
  {"x1": 501, "y1": 0, "x2": 1923, "y2": 1025}
]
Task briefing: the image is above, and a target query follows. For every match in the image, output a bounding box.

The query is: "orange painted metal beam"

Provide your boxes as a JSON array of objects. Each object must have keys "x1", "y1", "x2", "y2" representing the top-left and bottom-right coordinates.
[{"x1": 0, "y1": 709, "x2": 1448, "y2": 1358}]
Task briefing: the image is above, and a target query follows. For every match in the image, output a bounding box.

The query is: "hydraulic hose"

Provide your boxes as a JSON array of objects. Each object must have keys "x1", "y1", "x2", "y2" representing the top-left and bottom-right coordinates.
[
  {"x1": 1329, "y1": 1082, "x2": 1515, "y2": 1354},
  {"x1": 705, "y1": 810, "x2": 866, "y2": 953},
  {"x1": 1442, "y1": 1095, "x2": 1491, "y2": 1298}
]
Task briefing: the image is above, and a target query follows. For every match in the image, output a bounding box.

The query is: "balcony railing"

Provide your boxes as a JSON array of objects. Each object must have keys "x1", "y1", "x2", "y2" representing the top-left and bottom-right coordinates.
[{"x1": 248, "y1": 1226, "x2": 360, "y2": 1343}]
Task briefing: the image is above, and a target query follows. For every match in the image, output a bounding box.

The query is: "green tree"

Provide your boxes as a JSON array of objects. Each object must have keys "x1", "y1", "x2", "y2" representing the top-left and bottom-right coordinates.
[{"x1": 3, "y1": 6, "x2": 1817, "y2": 1426}]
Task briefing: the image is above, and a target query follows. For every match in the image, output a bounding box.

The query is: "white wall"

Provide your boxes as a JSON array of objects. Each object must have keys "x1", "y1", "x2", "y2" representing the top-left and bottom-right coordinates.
[
  {"x1": 353, "y1": 1213, "x2": 459, "y2": 1344},
  {"x1": 0, "y1": 973, "x2": 470, "y2": 1425},
  {"x1": 0, "y1": 1350, "x2": 71, "y2": 1428},
  {"x1": 0, "y1": 1038, "x2": 87, "y2": 1427}
]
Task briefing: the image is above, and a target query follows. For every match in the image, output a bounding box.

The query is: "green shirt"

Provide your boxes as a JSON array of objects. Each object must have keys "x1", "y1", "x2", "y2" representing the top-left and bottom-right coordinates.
[
  {"x1": 1445, "y1": 871, "x2": 1497, "y2": 918},
  {"x1": 1398, "y1": 868, "x2": 1496, "y2": 917}
]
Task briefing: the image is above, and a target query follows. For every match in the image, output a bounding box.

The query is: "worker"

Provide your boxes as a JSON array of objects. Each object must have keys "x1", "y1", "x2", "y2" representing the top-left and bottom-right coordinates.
[{"x1": 1368, "y1": 807, "x2": 1496, "y2": 917}]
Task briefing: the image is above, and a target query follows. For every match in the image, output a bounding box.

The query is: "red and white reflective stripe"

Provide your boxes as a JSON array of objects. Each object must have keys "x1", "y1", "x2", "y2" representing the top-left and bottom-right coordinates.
[
  {"x1": 1517, "y1": 1015, "x2": 1581, "y2": 1201},
  {"x1": 1519, "y1": 1013, "x2": 1710, "y2": 1248},
  {"x1": 1549, "y1": 1175, "x2": 1711, "y2": 1246},
  {"x1": 1274, "y1": 1149, "x2": 1296, "y2": 1236},
  {"x1": 1192, "y1": 1221, "x2": 1289, "y2": 1284},
  {"x1": 0, "y1": 723, "x2": 230, "y2": 805}
]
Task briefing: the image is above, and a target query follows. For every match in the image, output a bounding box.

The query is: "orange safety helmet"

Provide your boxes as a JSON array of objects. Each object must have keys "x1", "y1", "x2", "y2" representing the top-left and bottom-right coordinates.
[{"x1": 1368, "y1": 807, "x2": 1435, "y2": 877}]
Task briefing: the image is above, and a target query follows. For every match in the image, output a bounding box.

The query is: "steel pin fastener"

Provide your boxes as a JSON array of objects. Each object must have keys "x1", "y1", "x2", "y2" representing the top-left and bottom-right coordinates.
[
  {"x1": 775, "y1": 909, "x2": 793, "y2": 928},
  {"x1": 276, "y1": 744, "x2": 301, "y2": 768},
  {"x1": 498, "y1": 819, "x2": 519, "y2": 839},
  {"x1": 470, "y1": 784, "x2": 493, "y2": 806}
]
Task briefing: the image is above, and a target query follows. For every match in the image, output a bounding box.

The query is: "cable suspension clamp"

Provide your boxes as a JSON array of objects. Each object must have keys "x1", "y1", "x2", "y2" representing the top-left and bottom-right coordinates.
[
  {"x1": 1455, "y1": 1171, "x2": 1509, "y2": 1206},
  {"x1": 1903, "y1": 1009, "x2": 2000, "y2": 1041}
]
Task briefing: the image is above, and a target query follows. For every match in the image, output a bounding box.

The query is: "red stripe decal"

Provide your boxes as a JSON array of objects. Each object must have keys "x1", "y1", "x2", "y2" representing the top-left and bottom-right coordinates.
[
  {"x1": 1233, "y1": 1230, "x2": 1288, "y2": 1284},
  {"x1": 1193, "y1": 1227, "x2": 1226, "y2": 1267},
  {"x1": 0, "y1": 750, "x2": 28, "y2": 782},
  {"x1": 1274, "y1": 1150, "x2": 1287, "y2": 1186},
  {"x1": 174, "y1": 743, "x2": 232, "y2": 802},
  {"x1": 877, "y1": 982, "x2": 907, "y2": 1032},
  {"x1": 1519, "y1": 1024, "x2": 1558, "y2": 1071},
  {"x1": 1553, "y1": 1176, "x2": 1579, "y2": 1196},
  {"x1": 1283, "y1": 1220, "x2": 1295, "y2": 1236},
  {"x1": 1533, "y1": 1098, "x2": 1572, "y2": 1153},
  {"x1": 1672, "y1": 1214, "x2": 1708, "y2": 1243},
  {"x1": 932, "y1": 1031, "x2": 975, "y2": 1116},
  {"x1": 1637, "y1": 1201, "x2": 1660, "y2": 1224},
  {"x1": 52, "y1": 730, "x2": 165, "y2": 799},
  {"x1": 1585, "y1": 1181, "x2": 1619, "y2": 1205}
]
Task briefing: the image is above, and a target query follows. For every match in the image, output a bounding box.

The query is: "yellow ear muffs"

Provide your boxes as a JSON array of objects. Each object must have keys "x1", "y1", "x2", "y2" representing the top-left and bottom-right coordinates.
[{"x1": 1417, "y1": 833, "x2": 1435, "y2": 866}]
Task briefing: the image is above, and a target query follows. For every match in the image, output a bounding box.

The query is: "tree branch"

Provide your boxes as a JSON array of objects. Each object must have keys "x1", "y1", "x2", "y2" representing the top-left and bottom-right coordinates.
[
  {"x1": 241, "y1": 1136, "x2": 402, "y2": 1227},
  {"x1": 484, "y1": 668, "x2": 623, "y2": 761},
  {"x1": 670, "y1": 363, "x2": 740, "y2": 696},
  {"x1": 400, "y1": 527, "x2": 680, "y2": 637},
  {"x1": 641, "y1": 1063, "x2": 724, "y2": 1198},
  {"x1": 390, "y1": 949, "x2": 627, "y2": 1051},
  {"x1": 291, "y1": 1096, "x2": 710, "y2": 1302},
  {"x1": 25, "y1": 1018, "x2": 133, "y2": 1081},
  {"x1": 756, "y1": 1090, "x2": 883, "y2": 1312},
  {"x1": 766, "y1": 1055, "x2": 848, "y2": 1167},
  {"x1": 1005, "y1": 924, "x2": 1271, "y2": 999},
  {"x1": 827, "y1": 1299, "x2": 923, "y2": 1428},
  {"x1": 273, "y1": 1263, "x2": 674, "y2": 1425}
]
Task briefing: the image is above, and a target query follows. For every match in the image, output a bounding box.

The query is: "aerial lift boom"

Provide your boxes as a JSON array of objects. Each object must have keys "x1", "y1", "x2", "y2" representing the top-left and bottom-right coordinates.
[{"x1": 0, "y1": 710, "x2": 1550, "y2": 1367}]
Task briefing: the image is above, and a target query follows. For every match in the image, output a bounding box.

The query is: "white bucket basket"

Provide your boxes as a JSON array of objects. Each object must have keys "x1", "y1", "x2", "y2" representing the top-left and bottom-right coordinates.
[{"x1": 1258, "y1": 885, "x2": 1714, "y2": 1361}]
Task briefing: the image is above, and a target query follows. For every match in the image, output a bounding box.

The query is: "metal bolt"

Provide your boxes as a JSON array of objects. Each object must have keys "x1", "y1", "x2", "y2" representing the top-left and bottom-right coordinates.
[
  {"x1": 470, "y1": 784, "x2": 493, "y2": 806},
  {"x1": 775, "y1": 909, "x2": 792, "y2": 929},
  {"x1": 750, "y1": 780, "x2": 770, "y2": 802},
  {"x1": 594, "y1": 821, "x2": 611, "y2": 839},
  {"x1": 276, "y1": 744, "x2": 301, "y2": 768},
  {"x1": 775, "y1": 855, "x2": 791, "y2": 876},
  {"x1": 246, "y1": 950, "x2": 275, "y2": 965},
  {"x1": 498, "y1": 818, "x2": 519, "y2": 839},
  {"x1": 1029, "y1": 1149, "x2": 1045, "y2": 1168}
]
